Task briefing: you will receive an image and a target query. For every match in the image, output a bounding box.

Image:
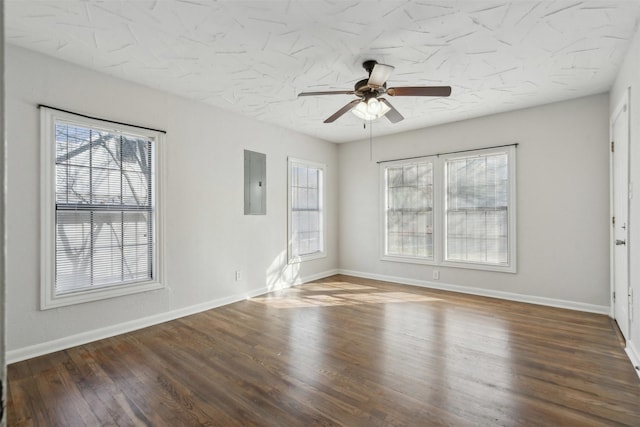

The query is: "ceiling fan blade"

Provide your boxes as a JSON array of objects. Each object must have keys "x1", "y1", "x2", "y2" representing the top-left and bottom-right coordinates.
[
  {"x1": 324, "y1": 99, "x2": 361, "y2": 123},
  {"x1": 368, "y1": 63, "x2": 395, "y2": 88},
  {"x1": 298, "y1": 90, "x2": 354, "y2": 97},
  {"x1": 380, "y1": 98, "x2": 404, "y2": 123},
  {"x1": 386, "y1": 86, "x2": 452, "y2": 97}
]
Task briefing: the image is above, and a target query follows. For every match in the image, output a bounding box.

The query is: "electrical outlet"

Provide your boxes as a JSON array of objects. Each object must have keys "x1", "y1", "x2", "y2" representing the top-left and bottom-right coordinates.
[
  {"x1": 432, "y1": 270, "x2": 439, "y2": 280},
  {"x1": 235, "y1": 271, "x2": 242, "y2": 281}
]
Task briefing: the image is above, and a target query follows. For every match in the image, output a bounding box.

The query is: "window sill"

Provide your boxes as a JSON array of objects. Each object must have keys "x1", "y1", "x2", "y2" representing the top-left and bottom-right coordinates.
[
  {"x1": 440, "y1": 260, "x2": 517, "y2": 274},
  {"x1": 41, "y1": 280, "x2": 165, "y2": 310},
  {"x1": 381, "y1": 255, "x2": 436, "y2": 265},
  {"x1": 381, "y1": 255, "x2": 516, "y2": 273},
  {"x1": 288, "y1": 251, "x2": 326, "y2": 264}
]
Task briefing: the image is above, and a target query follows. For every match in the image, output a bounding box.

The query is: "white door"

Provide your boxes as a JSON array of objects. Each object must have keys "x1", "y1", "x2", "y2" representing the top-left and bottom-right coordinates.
[{"x1": 611, "y1": 90, "x2": 630, "y2": 340}]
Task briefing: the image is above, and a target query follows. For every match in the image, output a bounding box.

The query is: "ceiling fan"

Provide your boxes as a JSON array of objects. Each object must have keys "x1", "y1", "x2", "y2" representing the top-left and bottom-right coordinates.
[{"x1": 298, "y1": 60, "x2": 452, "y2": 123}]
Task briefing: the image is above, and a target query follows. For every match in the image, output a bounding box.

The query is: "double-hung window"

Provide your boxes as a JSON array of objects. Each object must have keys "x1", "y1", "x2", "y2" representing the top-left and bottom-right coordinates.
[
  {"x1": 41, "y1": 107, "x2": 164, "y2": 309},
  {"x1": 381, "y1": 146, "x2": 516, "y2": 272},
  {"x1": 382, "y1": 158, "x2": 435, "y2": 262},
  {"x1": 444, "y1": 150, "x2": 511, "y2": 266},
  {"x1": 288, "y1": 158, "x2": 326, "y2": 263}
]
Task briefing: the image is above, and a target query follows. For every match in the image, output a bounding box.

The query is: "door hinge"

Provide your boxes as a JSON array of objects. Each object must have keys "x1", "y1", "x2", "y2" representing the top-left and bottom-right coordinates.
[
  {"x1": 611, "y1": 141, "x2": 615, "y2": 152},
  {"x1": 612, "y1": 216, "x2": 615, "y2": 226},
  {"x1": 613, "y1": 291, "x2": 616, "y2": 302}
]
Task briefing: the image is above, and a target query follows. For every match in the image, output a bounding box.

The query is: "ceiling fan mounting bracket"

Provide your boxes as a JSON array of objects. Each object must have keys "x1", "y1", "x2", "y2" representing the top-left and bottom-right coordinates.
[{"x1": 362, "y1": 59, "x2": 378, "y2": 75}]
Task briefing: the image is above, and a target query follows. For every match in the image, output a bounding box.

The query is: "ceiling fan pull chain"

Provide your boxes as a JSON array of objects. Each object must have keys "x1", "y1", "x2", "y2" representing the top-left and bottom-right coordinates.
[{"x1": 370, "y1": 119, "x2": 373, "y2": 162}]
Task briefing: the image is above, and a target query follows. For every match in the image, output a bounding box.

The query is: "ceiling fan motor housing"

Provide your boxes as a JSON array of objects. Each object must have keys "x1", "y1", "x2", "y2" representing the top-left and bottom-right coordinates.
[{"x1": 354, "y1": 78, "x2": 385, "y2": 98}]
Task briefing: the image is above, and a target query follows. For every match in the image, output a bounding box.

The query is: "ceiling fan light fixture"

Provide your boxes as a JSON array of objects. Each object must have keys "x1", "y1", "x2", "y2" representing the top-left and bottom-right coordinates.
[
  {"x1": 299, "y1": 60, "x2": 451, "y2": 123},
  {"x1": 351, "y1": 97, "x2": 391, "y2": 121}
]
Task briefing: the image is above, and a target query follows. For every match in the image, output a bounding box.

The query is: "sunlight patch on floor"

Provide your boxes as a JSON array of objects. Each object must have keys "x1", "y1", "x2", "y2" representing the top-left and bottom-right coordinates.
[
  {"x1": 336, "y1": 292, "x2": 441, "y2": 304},
  {"x1": 302, "y1": 282, "x2": 377, "y2": 291},
  {"x1": 251, "y1": 289, "x2": 441, "y2": 309}
]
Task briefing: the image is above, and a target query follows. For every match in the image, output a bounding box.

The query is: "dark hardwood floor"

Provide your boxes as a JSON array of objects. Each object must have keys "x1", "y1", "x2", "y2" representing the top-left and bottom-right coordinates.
[{"x1": 8, "y1": 275, "x2": 640, "y2": 426}]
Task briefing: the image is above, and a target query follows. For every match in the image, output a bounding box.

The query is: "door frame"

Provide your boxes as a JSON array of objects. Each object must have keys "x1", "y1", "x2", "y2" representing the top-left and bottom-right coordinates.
[{"x1": 609, "y1": 87, "x2": 631, "y2": 337}]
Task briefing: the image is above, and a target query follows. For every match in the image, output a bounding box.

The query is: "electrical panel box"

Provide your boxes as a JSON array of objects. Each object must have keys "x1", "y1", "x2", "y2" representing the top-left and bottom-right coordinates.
[{"x1": 244, "y1": 150, "x2": 266, "y2": 215}]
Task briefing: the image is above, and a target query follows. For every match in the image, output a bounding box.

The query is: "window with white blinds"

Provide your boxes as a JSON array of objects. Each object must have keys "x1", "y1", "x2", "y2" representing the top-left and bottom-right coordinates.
[
  {"x1": 383, "y1": 158, "x2": 435, "y2": 261},
  {"x1": 380, "y1": 146, "x2": 516, "y2": 272},
  {"x1": 41, "y1": 107, "x2": 164, "y2": 309},
  {"x1": 444, "y1": 150, "x2": 512, "y2": 267},
  {"x1": 288, "y1": 158, "x2": 326, "y2": 262}
]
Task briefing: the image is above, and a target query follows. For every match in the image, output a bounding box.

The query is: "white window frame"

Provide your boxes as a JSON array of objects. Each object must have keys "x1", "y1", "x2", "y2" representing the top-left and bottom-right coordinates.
[
  {"x1": 287, "y1": 157, "x2": 326, "y2": 263},
  {"x1": 380, "y1": 146, "x2": 517, "y2": 273},
  {"x1": 440, "y1": 146, "x2": 517, "y2": 273},
  {"x1": 40, "y1": 107, "x2": 165, "y2": 309}
]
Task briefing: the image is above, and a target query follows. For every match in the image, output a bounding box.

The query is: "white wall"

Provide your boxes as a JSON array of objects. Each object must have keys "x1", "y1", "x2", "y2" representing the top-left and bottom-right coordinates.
[
  {"x1": 611, "y1": 24, "x2": 640, "y2": 370},
  {"x1": 338, "y1": 94, "x2": 610, "y2": 310},
  {"x1": 5, "y1": 45, "x2": 338, "y2": 360}
]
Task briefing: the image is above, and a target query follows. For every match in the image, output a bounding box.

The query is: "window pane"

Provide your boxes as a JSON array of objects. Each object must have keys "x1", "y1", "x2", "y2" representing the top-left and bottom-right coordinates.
[
  {"x1": 56, "y1": 210, "x2": 93, "y2": 293},
  {"x1": 292, "y1": 211, "x2": 308, "y2": 233},
  {"x1": 307, "y1": 188, "x2": 319, "y2": 210},
  {"x1": 122, "y1": 170, "x2": 151, "y2": 206},
  {"x1": 307, "y1": 231, "x2": 321, "y2": 253},
  {"x1": 122, "y1": 211, "x2": 152, "y2": 282},
  {"x1": 308, "y1": 169, "x2": 318, "y2": 189},
  {"x1": 388, "y1": 167, "x2": 403, "y2": 187},
  {"x1": 295, "y1": 166, "x2": 307, "y2": 187},
  {"x1": 402, "y1": 234, "x2": 416, "y2": 256},
  {"x1": 296, "y1": 188, "x2": 308, "y2": 210},
  {"x1": 403, "y1": 165, "x2": 417, "y2": 186}
]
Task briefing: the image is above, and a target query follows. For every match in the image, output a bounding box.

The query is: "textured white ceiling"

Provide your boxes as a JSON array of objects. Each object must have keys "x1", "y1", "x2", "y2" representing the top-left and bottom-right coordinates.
[{"x1": 6, "y1": 1, "x2": 640, "y2": 143}]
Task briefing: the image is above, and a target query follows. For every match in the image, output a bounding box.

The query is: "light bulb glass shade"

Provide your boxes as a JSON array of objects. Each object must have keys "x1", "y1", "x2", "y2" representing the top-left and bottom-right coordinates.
[
  {"x1": 351, "y1": 98, "x2": 391, "y2": 121},
  {"x1": 368, "y1": 63, "x2": 394, "y2": 87},
  {"x1": 367, "y1": 97, "x2": 380, "y2": 114}
]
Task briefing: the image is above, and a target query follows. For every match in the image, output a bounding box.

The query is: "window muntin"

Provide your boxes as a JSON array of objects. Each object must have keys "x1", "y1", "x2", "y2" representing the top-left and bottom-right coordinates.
[
  {"x1": 41, "y1": 108, "x2": 163, "y2": 308},
  {"x1": 288, "y1": 158, "x2": 325, "y2": 262},
  {"x1": 383, "y1": 159, "x2": 434, "y2": 260}
]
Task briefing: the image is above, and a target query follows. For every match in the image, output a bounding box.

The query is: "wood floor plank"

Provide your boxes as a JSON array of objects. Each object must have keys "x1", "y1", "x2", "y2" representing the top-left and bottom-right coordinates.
[{"x1": 8, "y1": 274, "x2": 640, "y2": 426}]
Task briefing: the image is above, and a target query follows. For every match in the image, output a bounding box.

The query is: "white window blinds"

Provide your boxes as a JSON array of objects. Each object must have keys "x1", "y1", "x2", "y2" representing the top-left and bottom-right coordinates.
[
  {"x1": 55, "y1": 122, "x2": 154, "y2": 294},
  {"x1": 444, "y1": 152, "x2": 510, "y2": 266},
  {"x1": 384, "y1": 159, "x2": 434, "y2": 260}
]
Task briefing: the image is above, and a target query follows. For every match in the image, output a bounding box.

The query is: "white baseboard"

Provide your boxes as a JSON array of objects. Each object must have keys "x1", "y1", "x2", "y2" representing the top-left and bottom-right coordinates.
[
  {"x1": 7, "y1": 269, "x2": 338, "y2": 364},
  {"x1": 625, "y1": 340, "x2": 640, "y2": 379},
  {"x1": 337, "y1": 269, "x2": 610, "y2": 315}
]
